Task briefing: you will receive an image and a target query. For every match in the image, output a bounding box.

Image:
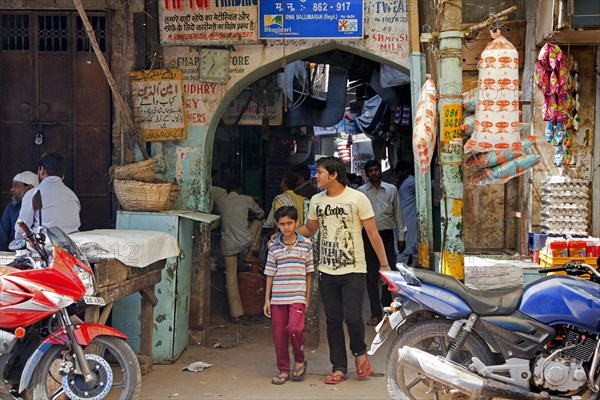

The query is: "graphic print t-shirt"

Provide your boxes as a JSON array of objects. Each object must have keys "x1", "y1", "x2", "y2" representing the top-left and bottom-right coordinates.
[{"x1": 308, "y1": 186, "x2": 374, "y2": 275}]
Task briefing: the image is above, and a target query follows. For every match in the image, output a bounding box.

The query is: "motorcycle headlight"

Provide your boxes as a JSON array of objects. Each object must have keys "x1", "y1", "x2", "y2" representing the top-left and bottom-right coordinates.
[{"x1": 75, "y1": 265, "x2": 97, "y2": 296}]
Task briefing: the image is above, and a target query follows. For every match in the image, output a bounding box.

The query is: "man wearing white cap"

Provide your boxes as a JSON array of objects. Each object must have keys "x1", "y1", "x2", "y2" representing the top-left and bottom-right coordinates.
[
  {"x1": 0, "y1": 171, "x2": 38, "y2": 250},
  {"x1": 16, "y1": 153, "x2": 81, "y2": 240}
]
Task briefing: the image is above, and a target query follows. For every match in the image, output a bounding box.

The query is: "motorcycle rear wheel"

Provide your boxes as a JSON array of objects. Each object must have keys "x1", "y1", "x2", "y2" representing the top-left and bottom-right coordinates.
[
  {"x1": 26, "y1": 336, "x2": 141, "y2": 400},
  {"x1": 385, "y1": 319, "x2": 495, "y2": 400}
]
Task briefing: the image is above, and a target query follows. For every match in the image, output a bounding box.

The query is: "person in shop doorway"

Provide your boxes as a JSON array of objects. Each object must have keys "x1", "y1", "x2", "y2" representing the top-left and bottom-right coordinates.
[
  {"x1": 395, "y1": 161, "x2": 418, "y2": 266},
  {"x1": 15, "y1": 153, "x2": 81, "y2": 239},
  {"x1": 291, "y1": 163, "x2": 318, "y2": 199},
  {"x1": 215, "y1": 179, "x2": 265, "y2": 324},
  {"x1": 209, "y1": 169, "x2": 227, "y2": 215},
  {"x1": 264, "y1": 170, "x2": 306, "y2": 229},
  {"x1": 0, "y1": 171, "x2": 38, "y2": 250},
  {"x1": 263, "y1": 206, "x2": 314, "y2": 385},
  {"x1": 358, "y1": 159, "x2": 406, "y2": 327},
  {"x1": 296, "y1": 156, "x2": 389, "y2": 385}
]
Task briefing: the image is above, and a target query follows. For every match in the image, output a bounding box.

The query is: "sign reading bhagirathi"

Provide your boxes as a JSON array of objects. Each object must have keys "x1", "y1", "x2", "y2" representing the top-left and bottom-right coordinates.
[
  {"x1": 130, "y1": 69, "x2": 186, "y2": 142},
  {"x1": 160, "y1": 0, "x2": 259, "y2": 44}
]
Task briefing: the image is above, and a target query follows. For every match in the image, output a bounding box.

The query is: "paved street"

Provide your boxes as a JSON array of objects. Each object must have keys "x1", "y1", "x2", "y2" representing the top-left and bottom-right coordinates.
[{"x1": 140, "y1": 309, "x2": 394, "y2": 400}]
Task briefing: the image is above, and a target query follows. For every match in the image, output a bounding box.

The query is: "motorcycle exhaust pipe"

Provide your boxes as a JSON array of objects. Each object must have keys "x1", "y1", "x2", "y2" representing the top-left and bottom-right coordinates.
[{"x1": 397, "y1": 346, "x2": 568, "y2": 400}]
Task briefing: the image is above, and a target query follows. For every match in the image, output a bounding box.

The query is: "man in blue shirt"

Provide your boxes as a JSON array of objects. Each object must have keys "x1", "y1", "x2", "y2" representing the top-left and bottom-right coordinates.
[
  {"x1": 0, "y1": 171, "x2": 38, "y2": 250},
  {"x1": 395, "y1": 161, "x2": 417, "y2": 266}
]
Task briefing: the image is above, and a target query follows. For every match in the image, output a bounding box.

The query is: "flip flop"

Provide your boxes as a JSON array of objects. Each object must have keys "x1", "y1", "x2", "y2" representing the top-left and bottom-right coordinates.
[
  {"x1": 271, "y1": 373, "x2": 289, "y2": 385},
  {"x1": 290, "y1": 361, "x2": 307, "y2": 382},
  {"x1": 323, "y1": 372, "x2": 346, "y2": 385},
  {"x1": 355, "y1": 354, "x2": 372, "y2": 378}
]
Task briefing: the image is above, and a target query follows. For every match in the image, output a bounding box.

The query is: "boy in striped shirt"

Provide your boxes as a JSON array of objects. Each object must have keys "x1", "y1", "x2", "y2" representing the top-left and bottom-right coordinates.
[{"x1": 264, "y1": 206, "x2": 314, "y2": 385}]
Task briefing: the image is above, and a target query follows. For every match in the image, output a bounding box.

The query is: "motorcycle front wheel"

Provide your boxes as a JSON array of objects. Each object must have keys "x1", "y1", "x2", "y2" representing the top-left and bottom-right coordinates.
[
  {"x1": 27, "y1": 336, "x2": 141, "y2": 400},
  {"x1": 385, "y1": 319, "x2": 495, "y2": 400}
]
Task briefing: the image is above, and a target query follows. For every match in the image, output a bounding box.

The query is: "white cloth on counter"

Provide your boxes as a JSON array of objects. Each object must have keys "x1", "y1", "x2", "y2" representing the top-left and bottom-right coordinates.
[{"x1": 70, "y1": 229, "x2": 179, "y2": 268}]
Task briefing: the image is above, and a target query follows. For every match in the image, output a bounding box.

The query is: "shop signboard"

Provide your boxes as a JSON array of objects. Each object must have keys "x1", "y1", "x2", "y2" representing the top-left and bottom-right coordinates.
[
  {"x1": 221, "y1": 88, "x2": 283, "y2": 125},
  {"x1": 130, "y1": 69, "x2": 186, "y2": 142},
  {"x1": 259, "y1": 0, "x2": 363, "y2": 38},
  {"x1": 159, "y1": 0, "x2": 259, "y2": 45}
]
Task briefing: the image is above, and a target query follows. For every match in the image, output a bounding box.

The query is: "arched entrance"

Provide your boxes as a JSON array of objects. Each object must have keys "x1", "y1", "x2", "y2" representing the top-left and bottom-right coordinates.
[{"x1": 203, "y1": 43, "x2": 413, "y2": 334}]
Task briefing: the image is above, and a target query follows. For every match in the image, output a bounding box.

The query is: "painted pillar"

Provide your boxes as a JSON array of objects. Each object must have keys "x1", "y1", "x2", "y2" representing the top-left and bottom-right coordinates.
[
  {"x1": 407, "y1": 0, "x2": 432, "y2": 268},
  {"x1": 436, "y1": 0, "x2": 464, "y2": 278}
]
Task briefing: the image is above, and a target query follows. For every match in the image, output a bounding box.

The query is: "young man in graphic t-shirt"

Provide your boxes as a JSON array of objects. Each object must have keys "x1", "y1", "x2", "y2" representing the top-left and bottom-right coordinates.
[{"x1": 296, "y1": 156, "x2": 389, "y2": 384}]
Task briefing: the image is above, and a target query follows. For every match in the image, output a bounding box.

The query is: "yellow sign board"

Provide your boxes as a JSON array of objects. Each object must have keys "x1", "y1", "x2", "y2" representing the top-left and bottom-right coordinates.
[
  {"x1": 130, "y1": 69, "x2": 186, "y2": 142},
  {"x1": 442, "y1": 104, "x2": 462, "y2": 144}
]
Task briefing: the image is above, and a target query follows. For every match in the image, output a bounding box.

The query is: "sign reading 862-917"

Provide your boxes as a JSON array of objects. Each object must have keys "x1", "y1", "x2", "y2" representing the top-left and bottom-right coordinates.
[{"x1": 259, "y1": 0, "x2": 364, "y2": 38}]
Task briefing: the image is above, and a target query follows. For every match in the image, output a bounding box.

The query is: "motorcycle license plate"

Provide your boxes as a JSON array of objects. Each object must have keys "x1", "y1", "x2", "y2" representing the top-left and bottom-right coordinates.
[{"x1": 83, "y1": 296, "x2": 106, "y2": 306}]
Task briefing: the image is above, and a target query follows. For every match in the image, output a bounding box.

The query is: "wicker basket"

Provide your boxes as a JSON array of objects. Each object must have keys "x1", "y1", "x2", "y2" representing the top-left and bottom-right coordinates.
[
  {"x1": 110, "y1": 160, "x2": 157, "y2": 183},
  {"x1": 114, "y1": 179, "x2": 180, "y2": 212}
]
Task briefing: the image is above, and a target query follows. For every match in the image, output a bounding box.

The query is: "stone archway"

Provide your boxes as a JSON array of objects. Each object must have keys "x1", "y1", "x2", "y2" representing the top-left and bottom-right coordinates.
[{"x1": 160, "y1": 41, "x2": 411, "y2": 212}]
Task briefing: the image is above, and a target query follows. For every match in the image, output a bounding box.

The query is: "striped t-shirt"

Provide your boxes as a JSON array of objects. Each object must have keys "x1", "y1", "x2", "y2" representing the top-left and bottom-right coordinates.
[{"x1": 264, "y1": 233, "x2": 314, "y2": 305}]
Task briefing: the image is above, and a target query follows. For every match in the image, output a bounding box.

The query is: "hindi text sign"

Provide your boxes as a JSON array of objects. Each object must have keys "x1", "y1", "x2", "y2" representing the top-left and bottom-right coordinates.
[{"x1": 160, "y1": 0, "x2": 259, "y2": 44}]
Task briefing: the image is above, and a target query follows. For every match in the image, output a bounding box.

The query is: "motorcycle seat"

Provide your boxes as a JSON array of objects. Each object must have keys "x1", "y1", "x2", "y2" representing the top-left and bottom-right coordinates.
[{"x1": 410, "y1": 268, "x2": 524, "y2": 315}]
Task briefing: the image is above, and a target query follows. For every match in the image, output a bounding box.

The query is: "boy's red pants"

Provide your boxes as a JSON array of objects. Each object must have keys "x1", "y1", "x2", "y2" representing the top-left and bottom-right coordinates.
[{"x1": 271, "y1": 303, "x2": 306, "y2": 374}]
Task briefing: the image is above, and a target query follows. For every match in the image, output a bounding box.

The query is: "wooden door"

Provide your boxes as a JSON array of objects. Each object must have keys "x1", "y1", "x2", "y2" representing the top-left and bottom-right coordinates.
[{"x1": 0, "y1": 12, "x2": 112, "y2": 230}]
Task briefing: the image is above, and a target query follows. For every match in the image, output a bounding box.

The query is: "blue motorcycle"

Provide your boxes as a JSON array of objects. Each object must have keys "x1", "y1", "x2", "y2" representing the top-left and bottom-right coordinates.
[{"x1": 369, "y1": 259, "x2": 600, "y2": 400}]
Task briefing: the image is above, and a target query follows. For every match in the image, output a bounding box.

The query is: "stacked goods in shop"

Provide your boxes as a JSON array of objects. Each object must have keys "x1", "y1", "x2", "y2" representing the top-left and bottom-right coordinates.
[
  {"x1": 540, "y1": 176, "x2": 588, "y2": 236},
  {"x1": 539, "y1": 236, "x2": 599, "y2": 270},
  {"x1": 462, "y1": 87, "x2": 540, "y2": 185},
  {"x1": 461, "y1": 31, "x2": 540, "y2": 185}
]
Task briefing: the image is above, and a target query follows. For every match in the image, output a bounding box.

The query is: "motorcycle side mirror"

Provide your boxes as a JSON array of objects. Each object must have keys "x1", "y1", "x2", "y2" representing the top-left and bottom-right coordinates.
[{"x1": 8, "y1": 238, "x2": 26, "y2": 251}]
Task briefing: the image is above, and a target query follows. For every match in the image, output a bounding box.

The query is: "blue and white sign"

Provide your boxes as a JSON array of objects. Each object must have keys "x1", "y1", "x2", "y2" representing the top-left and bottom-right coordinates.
[{"x1": 259, "y1": 0, "x2": 363, "y2": 39}]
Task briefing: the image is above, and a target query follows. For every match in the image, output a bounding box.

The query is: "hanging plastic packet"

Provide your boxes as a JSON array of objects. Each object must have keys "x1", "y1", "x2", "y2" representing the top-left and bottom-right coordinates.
[
  {"x1": 553, "y1": 121, "x2": 566, "y2": 145},
  {"x1": 545, "y1": 121, "x2": 555, "y2": 142},
  {"x1": 554, "y1": 144, "x2": 565, "y2": 166},
  {"x1": 564, "y1": 147, "x2": 572, "y2": 166}
]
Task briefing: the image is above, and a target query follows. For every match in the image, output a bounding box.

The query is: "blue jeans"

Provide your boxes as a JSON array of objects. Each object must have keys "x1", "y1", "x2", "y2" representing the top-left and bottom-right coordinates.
[{"x1": 319, "y1": 272, "x2": 367, "y2": 375}]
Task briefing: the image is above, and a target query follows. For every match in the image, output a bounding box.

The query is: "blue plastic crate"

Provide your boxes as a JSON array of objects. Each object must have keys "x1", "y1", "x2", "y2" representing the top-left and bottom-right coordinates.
[{"x1": 528, "y1": 232, "x2": 548, "y2": 252}]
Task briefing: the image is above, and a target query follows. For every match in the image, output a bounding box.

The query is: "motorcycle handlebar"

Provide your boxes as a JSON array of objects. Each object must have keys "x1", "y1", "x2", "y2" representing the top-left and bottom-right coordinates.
[
  {"x1": 17, "y1": 219, "x2": 33, "y2": 238},
  {"x1": 540, "y1": 265, "x2": 568, "y2": 273},
  {"x1": 539, "y1": 263, "x2": 600, "y2": 280}
]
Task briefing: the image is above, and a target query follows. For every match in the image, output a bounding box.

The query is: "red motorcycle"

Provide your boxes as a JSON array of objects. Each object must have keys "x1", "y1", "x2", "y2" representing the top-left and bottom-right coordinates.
[{"x1": 0, "y1": 191, "x2": 141, "y2": 399}]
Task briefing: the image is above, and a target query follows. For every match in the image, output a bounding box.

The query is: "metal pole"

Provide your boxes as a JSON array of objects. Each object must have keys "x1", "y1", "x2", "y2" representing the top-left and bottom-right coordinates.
[
  {"x1": 436, "y1": 0, "x2": 464, "y2": 278},
  {"x1": 408, "y1": 0, "x2": 432, "y2": 269},
  {"x1": 593, "y1": 46, "x2": 600, "y2": 237}
]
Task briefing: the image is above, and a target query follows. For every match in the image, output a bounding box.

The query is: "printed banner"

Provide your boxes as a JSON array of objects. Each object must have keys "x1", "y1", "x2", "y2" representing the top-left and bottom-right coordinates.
[
  {"x1": 259, "y1": 0, "x2": 363, "y2": 38},
  {"x1": 159, "y1": 0, "x2": 259, "y2": 44},
  {"x1": 130, "y1": 69, "x2": 186, "y2": 142}
]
